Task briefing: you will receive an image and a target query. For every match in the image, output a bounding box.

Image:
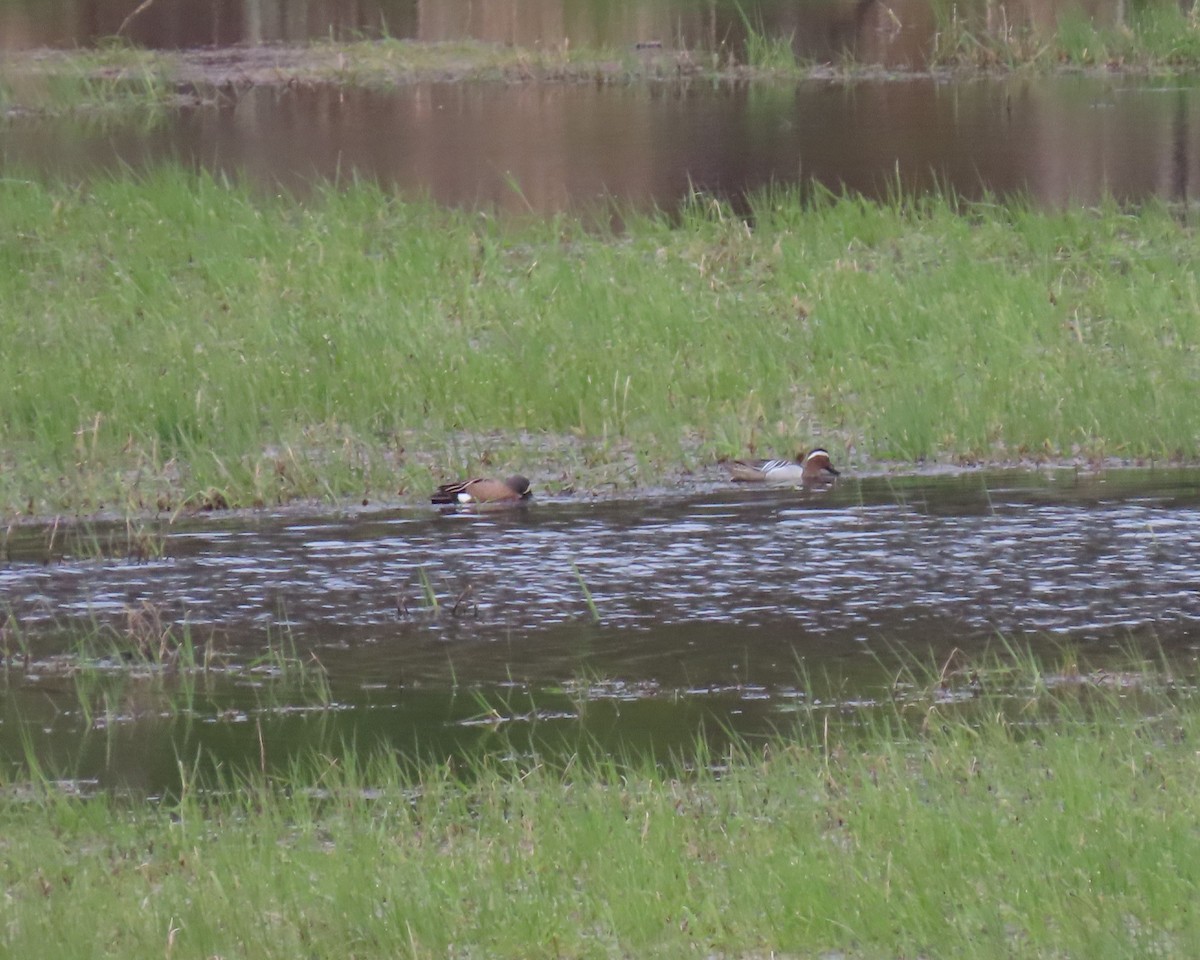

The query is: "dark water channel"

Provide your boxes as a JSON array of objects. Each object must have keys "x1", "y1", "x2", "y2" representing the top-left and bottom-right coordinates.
[{"x1": 3, "y1": 469, "x2": 1200, "y2": 792}]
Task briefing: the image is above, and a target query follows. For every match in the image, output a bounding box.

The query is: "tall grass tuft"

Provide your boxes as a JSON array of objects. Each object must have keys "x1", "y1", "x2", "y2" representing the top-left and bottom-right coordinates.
[
  {"x1": 571, "y1": 561, "x2": 602, "y2": 622},
  {"x1": 732, "y1": 0, "x2": 799, "y2": 71}
]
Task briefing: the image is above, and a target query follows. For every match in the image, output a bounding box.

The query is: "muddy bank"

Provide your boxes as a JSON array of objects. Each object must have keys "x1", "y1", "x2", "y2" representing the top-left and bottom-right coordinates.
[
  {"x1": 4, "y1": 41, "x2": 767, "y2": 95},
  {"x1": 0, "y1": 41, "x2": 938, "y2": 121},
  {"x1": 0, "y1": 450, "x2": 1187, "y2": 529},
  {"x1": 3, "y1": 39, "x2": 1132, "y2": 104}
]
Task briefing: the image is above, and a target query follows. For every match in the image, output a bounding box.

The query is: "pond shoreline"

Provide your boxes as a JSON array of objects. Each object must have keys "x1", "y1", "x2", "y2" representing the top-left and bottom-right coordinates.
[
  {"x1": 3, "y1": 648, "x2": 1199, "y2": 959},
  {"x1": 0, "y1": 453, "x2": 1187, "y2": 528},
  {"x1": 2, "y1": 35, "x2": 1187, "y2": 117}
]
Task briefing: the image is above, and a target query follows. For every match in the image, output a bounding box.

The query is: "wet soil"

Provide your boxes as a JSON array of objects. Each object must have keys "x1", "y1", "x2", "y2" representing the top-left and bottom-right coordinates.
[
  {"x1": 0, "y1": 450, "x2": 1182, "y2": 529},
  {"x1": 4, "y1": 39, "x2": 1127, "y2": 102}
]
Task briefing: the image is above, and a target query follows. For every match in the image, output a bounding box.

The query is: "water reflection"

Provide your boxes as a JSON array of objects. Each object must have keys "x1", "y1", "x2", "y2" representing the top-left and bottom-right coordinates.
[{"x1": 5, "y1": 76, "x2": 1200, "y2": 210}]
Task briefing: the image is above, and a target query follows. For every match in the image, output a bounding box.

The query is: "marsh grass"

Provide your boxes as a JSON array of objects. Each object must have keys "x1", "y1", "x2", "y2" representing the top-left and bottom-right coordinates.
[
  {"x1": 3, "y1": 170, "x2": 1200, "y2": 516},
  {"x1": 930, "y1": 0, "x2": 1200, "y2": 69},
  {"x1": 43, "y1": 606, "x2": 217, "y2": 680},
  {"x1": 0, "y1": 46, "x2": 180, "y2": 117},
  {"x1": 2, "y1": 612, "x2": 334, "y2": 752},
  {"x1": 572, "y1": 561, "x2": 602, "y2": 622},
  {"x1": 415, "y1": 566, "x2": 440, "y2": 614},
  {"x1": 0, "y1": 38, "x2": 670, "y2": 115},
  {"x1": 248, "y1": 625, "x2": 334, "y2": 707},
  {"x1": 732, "y1": 0, "x2": 800, "y2": 71},
  {"x1": 54, "y1": 518, "x2": 168, "y2": 563},
  {"x1": 8, "y1": 0, "x2": 1200, "y2": 109},
  {"x1": 7, "y1": 602, "x2": 330, "y2": 698},
  {"x1": 3, "y1": 648, "x2": 1200, "y2": 958},
  {"x1": 0, "y1": 611, "x2": 32, "y2": 670}
]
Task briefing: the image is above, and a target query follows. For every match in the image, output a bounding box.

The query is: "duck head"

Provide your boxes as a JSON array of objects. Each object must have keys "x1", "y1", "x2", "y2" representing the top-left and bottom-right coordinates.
[{"x1": 801, "y1": 449, "x2": 840, "y2": 481}]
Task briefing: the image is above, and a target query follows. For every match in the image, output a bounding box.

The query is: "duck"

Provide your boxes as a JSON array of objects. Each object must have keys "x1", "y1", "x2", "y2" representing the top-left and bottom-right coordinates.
[
  {"x1": 726, "y1": 448, "x2": 840, "y2": 484},
  {"x1": 431, "y1": 474, "x2": 532, "y2": 505}
]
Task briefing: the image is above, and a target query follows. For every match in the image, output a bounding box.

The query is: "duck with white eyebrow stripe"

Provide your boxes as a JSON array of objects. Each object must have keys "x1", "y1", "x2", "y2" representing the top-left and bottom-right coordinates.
[{"x1": 725, "y1": 448, "x2": 840, "y2": 485}]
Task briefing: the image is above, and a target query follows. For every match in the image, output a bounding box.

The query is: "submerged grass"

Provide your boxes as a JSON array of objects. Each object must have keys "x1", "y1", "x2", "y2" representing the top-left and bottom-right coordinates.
[
  {"x1": 3, "y1": 649, "x2": 1200, "y2": 958},
  {"x1": 2, "y1": 170, "x2": 1200, "y2": 515}
]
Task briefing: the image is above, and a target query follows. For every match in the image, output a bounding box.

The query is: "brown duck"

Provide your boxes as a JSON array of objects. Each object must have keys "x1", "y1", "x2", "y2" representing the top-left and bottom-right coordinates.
[{"x1": 431, "y1": 474, "x2": 532, "y2": 505}]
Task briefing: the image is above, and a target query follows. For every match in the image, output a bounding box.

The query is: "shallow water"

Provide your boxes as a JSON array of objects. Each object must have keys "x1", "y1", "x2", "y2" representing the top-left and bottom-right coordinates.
[
  {"x1": 6, "y1": 75, "x2": 1200, "y2": 212},
  {"x1": 3, "y1": 469, "x2": 1199, "y2": 790},
  {"x1": 8, "y1": 0, "x2": 1197, "y2": 210}
]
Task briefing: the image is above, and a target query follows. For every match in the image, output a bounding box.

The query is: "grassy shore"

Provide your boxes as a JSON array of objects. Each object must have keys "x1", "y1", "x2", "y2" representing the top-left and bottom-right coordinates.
[
  {"x1": 4, "y1": 0, "x2": 1200, "y2": 118},
  {"x1": 2, "y1": 170, "x2": 1198, "y2": 516},
  {"x1": 3, "y1": 651, "x2": 1199, "y2": 958},
  {"x1": 930, "y1": 0, "x2": 1200, "y2": 70}
]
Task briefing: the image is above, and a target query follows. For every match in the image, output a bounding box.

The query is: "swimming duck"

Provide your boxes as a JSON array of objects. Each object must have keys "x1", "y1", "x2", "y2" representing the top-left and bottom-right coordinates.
[
  {"x1": 726, "y1": 448, "x2": 840, "y2": 484},
  {"x1": 431, "y1": 474, "x2": 532, "y2": 505}
]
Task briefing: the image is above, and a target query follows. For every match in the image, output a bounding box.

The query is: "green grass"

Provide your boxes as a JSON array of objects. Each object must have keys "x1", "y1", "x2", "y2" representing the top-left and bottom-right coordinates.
[
  {"x1": 0, "y1": 38, "x2": 701, "y2": 117},
  {"x1": 732, "y1": 0, "x2": 799, "y2": 72},
  {"x1": 0, "y1": 45, "x2": 181, "y2": 117},
  {"x1": 2, "y1": 170, "x2": 1199, "y2": 516},
  {"x1": 930, "y1": 0, "x2": 1200, "y2": 70},
  {"x1": 3, "y1": 650, "x2": 1200, "y2": 958},
  {"x1": 7, "y1": 0, "x2": 1200, "y2": 117}
]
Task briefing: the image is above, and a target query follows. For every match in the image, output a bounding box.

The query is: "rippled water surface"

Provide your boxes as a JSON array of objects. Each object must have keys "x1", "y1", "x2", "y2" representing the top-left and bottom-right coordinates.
[{"x1": 3, "y1": 469, "x2": 1199, "y2": 789}]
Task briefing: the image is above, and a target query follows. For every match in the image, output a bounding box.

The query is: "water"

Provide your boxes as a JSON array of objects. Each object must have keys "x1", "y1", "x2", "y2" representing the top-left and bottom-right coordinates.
[
  {"x1": 5, "y1": 0, "x2": 1200, "y2": 788},
  {"x1": 6, "y1": 75, "x2": 1199, "y2": 211},
  {"x1": 5, "y1": 0, "x2": 1200, "y2": 210},
  {"x1": 3, "y1": 469, "x2": 1199, "y2": 790}
]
